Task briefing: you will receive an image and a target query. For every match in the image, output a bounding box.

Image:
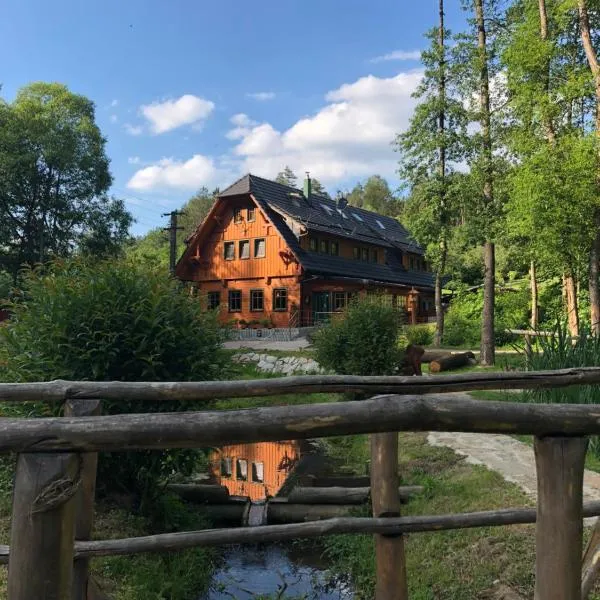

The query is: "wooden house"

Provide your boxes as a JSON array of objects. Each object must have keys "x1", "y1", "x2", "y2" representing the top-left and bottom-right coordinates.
[
  {"x1": 176, "y1": 174, "x2": 435, "y2": 327},
  {"x1": 209, "y1": 441, "x2": 301, "y2": 500}
]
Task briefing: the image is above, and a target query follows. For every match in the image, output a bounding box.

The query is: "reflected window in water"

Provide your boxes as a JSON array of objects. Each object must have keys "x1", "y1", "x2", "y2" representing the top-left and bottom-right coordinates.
[
  {"x1": 236, "y1": 458, "x2": 248, "y2": 481},
  {"x1": 221, "y1": 457, "x2": 232, "y2": 478},
  {"x1": 252, "y1": 462, "x2": 264, "y2": 483}
]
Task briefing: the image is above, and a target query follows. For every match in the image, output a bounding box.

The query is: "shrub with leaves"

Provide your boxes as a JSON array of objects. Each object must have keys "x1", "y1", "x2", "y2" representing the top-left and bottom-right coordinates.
[
  {"x1": 313, "y1": 298, "x2": 404, "y2": 376},
  {"x1": 405, "y1": 324, "x2": 435, "y2": 347},
  {"x1": 1, "y1": 259, "x2": 230, "y2": 509}
]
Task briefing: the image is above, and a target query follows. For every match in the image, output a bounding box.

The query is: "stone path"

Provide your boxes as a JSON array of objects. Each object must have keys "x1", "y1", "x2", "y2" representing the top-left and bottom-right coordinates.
[
  {"x1": 223, "y1": 337, "x2": 311, "y2": 351},
  {"x1": 427, "y1": 393, "x2": 600, "y2": 503}
]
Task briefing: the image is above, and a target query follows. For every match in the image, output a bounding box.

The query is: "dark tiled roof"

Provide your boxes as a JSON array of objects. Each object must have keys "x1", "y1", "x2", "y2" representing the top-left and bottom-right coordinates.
[
  {"x1": 221, "y1": 174, "x2": 423, "y2": 253},
  {"x1": 218, "y1": 173, "x2": 434, "y2": 290}
]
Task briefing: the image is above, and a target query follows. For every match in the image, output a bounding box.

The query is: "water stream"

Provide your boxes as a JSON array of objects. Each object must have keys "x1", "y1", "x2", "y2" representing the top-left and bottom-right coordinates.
[{"x1": 203, "y1": 544, "x2": 353, "y2": 600}]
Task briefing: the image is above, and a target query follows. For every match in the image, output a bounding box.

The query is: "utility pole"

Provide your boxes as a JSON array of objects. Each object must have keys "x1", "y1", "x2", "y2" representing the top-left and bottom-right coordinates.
[{"x1": 162, "y1": 210, "x2": 185, "y2": 274}]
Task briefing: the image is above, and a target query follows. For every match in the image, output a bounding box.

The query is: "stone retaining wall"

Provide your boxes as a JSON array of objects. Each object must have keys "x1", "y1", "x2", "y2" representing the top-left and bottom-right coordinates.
[{"x1": 233, "y1": 352, "x2": 324, "y2": 375}]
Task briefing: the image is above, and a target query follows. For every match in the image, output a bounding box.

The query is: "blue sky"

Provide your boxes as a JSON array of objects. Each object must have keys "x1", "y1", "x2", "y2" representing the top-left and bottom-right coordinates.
[{"x1": 1, "y1": 0, "x2": 467, "y2": 236}]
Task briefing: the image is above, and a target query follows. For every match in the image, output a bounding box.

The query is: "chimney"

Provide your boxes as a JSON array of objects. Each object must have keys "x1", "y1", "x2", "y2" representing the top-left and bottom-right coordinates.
[{"x1": 303, "y1": 172, "x2": 311, "y2": 200}]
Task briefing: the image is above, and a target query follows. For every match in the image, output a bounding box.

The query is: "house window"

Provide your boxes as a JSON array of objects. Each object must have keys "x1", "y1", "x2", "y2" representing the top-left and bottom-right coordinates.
[
  {"x1": 353, "y1": 247, "x2": 360, "y2": 260},
  {"x1": 228, "y1": 290, "x2": 242, "y2": 312},
  {"x1": 221, "y1": 457, "x2": 232, "y2": 478},
  {"x1": 254, "y1": 238, "x2": 266, "y2": 258},
  {"x1": 273, "y1": 288, "x2": 288, "y2": 311},
  {"x1": 233, "y1": 207, "x2": 242, "y2": 224},
  {"x1": 224, "y1": 241, "x2": 235, "y2": 260},
  {"x1": 236, "y1": 459, "x2": 248, "y2": 481},
  {"x1": 319, "y1": 239, "x2": 329, "y2": 254},
  {"x1": 239, "y1": 240, "x2": 250, "y2": 260},
  {"x1": 371, "y1": 249, "x2": 378, "y2": 263},
  {"x1": 395, "y1": 295, "x2": 407, "y2": 308},
  {"x1": 330, "y1": 241, "x2": 339, "y2": 256},
  {"x1": 252, "y1": 462, "x2": 264, "y2": 483},
  {"x1": 309, "y1": 237, "x2": 318, "y2": 251},
  {"x1": 333, "y1": 292, "x2": 348, "y2": 311},
  {"x1": 361, "y1": 248, "x2": 369, "y2": 261},
  {"x1": 409, "y1": 257, "x2": 415, "y2": 269},
  {"x1": 207, "y1": 291, "x2": 220, "y2": 310},
  {"x1": 247, "y1": 207, "x2": 256, "y2": 222},
  {"x1": 250, "y1": 289, "x2": 264, "y2": 312}
]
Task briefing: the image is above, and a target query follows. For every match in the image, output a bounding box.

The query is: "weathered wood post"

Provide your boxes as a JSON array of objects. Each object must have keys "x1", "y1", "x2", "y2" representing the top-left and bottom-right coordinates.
[
  {"x1": 370, "y1": 432, "x2": 408, "y2": 600},
  {"x1": 8, "y1": 452, "x2": 80, "y2": 600},
  {"x1": 65, "y1": 398, "x2": 102, "y2": 600},
  {"x1": 524, "y1": 333, "x2": 532, "y2": 369},
  {"x1": 534, "y1": 436, "x2": 588, "y2": 600}
]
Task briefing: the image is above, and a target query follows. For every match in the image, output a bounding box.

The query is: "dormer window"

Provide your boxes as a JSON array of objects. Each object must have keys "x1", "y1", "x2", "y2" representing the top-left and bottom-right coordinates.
[{"x1": 247, "y1": 207, "x2": 256, "y2": 222}]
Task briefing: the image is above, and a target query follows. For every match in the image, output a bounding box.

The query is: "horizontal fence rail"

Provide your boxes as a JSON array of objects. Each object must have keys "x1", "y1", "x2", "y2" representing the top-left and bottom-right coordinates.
[
  {"x1": 3, "y1": 366, "x2": 600, "y2": 403},
  {"x1": 2, "y1": 501, "x2": 600, "y2": 564},
  {"x1": 4, "y1": 395, "x2": 600, "y2": 452}
]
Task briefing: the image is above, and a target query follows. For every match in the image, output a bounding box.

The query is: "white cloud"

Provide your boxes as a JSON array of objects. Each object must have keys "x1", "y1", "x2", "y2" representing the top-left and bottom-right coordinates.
[
  {"x1": 246, "y1": 92, "x2": 276, "y2": 101},
  {"x1": 140, "y1": 94, "x2": 215, "y2": 134},
  {"x1": 226, "y1": 113, "x2": 259, "y2": 140},
  {"x1": 124, "y1": 123, "x2": 143, "y2": 136},
  {"x1": 128, "y1": 156, "x2": 141, "y2": 165},
  {"x1": 370, "y1": 50, "x2": 421, "y2": 63},
  {"x1": 111, "y1": 99, "x2": 119, "y2": 107},
  {"x1": 231, "y1": 70, "x2": 423, "y2": 183},
  {"x1": 127, "y1": 154, "x2": 229, "y2": 191},
  {"x1": 109, "y1": 114, "x2": 118, "y2": 123}
]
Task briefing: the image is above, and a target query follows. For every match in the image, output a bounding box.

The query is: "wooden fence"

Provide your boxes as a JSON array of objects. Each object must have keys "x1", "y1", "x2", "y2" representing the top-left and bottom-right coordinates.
[{"x1": 4, "y1": 367, "x2": 600, "y2": 599}]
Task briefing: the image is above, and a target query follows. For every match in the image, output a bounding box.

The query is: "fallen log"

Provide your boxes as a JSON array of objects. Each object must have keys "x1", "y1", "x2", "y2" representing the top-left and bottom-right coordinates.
[
  {"x1": 429, "y1": 352, "x2": 476, "y2": 373},
  {"x1": 267, "y1": 502, "x2": 354, "y2": 524},
  {"x1": 166, "y1": 484, "x2": 230, "y2": 504},
  {"x1": 288, "y1": 485, "x2": 424, "y2": 505},
  {"x1": 198, "y1": 499, "x2": 250, "y2": 525},
  {"x1": 308, "y1": 475, "x2": 371, "y2": 488},
  {"x1": 422, "y1": 350, "x2": 456, "y2": 364}
]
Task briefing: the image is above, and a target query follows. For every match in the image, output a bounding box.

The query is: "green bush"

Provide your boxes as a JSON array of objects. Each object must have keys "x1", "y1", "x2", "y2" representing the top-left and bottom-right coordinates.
[
  {"x1": 405, "y1": 324, "x2": 435, "y2": 347},
  {"x1": 443, "y1": 287, "x2": 530, "y2": 347},
  {"x1": 313, "y1": 297, "x2": 404, "y2": 376},
  {"x1": 0, "y1": 259, "x2": 230, "y2": 509}
]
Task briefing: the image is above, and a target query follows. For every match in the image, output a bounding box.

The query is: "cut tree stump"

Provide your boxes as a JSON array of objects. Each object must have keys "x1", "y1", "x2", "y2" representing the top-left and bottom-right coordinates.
[{"x1": 429, "y1": 352, "x2": 476, "y2": 373}]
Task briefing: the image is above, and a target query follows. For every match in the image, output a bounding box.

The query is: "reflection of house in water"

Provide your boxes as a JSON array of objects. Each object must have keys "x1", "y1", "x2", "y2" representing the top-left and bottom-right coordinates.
[{"x1": 210, "y1": 441, "x2": 301, "y2": 500}]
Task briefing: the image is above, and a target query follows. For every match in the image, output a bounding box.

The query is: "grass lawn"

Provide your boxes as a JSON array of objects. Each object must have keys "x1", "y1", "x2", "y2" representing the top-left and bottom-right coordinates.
[{"x1": 323, "y1": 432, "x2": 539, "y2": 599}]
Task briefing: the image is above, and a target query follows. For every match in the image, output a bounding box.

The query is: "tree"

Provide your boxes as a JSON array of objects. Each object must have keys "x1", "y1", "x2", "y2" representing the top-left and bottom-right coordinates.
[
  {"x1": 1, "y1": 258, "x2": 230, "y2": 510},
  {"x1": 128, "y1": 187, "x2": 217, "y2": 268},
  {"x1": 397, "y1": 0, "x2": 469, "y2": 346},
  {"x1": 578, "y1": 0, "x2": 600, "y2": 335},
  {"x1": 310, "y1": 177, "x2": 329, "y2": 197},
  {"x1": 346, "y1": 176, "x2": 401, "y2": 216},
  {"x1": 0, "y1": 83, "x2": 131, "y2": 277},
  {"x1": 275, "y1": 166, "x2": 298, "y2": 187}
]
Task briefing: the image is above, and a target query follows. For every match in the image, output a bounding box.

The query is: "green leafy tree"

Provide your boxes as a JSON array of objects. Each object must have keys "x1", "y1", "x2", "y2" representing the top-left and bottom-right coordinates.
[
  {"x1": 397, "y1": 0, "x2": 469, "y2": 346},
  {"x1": 0, "y1": 83, "x2": 132, "y2": 277},
  {"x1": 275, "y1": 166, "x2": 298, "y2": 187},
  {"x1": 310, "y1": 177, "x2": 329, "y2": 197},
  {"x1": 346, "y1": 176, "x2": 401, "y2": 216},
  {"x1": 1, "y1": 258, "x2": 230, "y2": 510},
  {"x1": 128, "y1": 187, "x2": 217, "y2": 268}
]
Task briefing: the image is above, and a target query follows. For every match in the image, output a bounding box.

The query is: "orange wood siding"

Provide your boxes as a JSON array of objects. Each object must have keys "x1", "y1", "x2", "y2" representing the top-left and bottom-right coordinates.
[
  {"x1": 210, "y1": 441, "x2": 300, "y2": 500},
  {"x1": 199, "y1": 278, "x2": 300, "y2": 327},
  {"x1": 300, "y1": 232, "x2": 385, "y2": 265},
  {"x1": 190, "y1": 201, "x2": 301, "y2": 282}
]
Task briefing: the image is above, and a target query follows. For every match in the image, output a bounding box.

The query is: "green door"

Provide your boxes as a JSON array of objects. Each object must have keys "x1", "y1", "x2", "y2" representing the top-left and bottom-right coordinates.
[{"x1": 312, "y1": 292, "x2": 331, "y2": 324}]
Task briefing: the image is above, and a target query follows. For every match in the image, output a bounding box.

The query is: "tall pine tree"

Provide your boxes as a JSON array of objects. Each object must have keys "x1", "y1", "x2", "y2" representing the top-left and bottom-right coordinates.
[{"x1": 397, "y1": 0, "x2": 469, "y2": 346}]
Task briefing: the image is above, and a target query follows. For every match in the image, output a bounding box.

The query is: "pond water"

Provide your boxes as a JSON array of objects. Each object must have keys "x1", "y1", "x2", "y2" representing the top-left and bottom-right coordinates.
[{"x1": 203, "y1": 544, "x2": 354, "y2": 600}]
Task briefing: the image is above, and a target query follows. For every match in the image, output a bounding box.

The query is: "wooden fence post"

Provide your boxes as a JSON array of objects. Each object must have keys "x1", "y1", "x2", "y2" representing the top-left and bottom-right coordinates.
[
  {"x1": 8, "y1": 451, "x2": 80, "y2": 600},
  {"x1": 534, "y1": 436, "x2": 588, "y2": 600},
  {"x1": 370, "y1": 432, "x2": 408, "y2": 600},
  {"x1": 65, "y1": 399, "x2": 102, "y2": 600}
]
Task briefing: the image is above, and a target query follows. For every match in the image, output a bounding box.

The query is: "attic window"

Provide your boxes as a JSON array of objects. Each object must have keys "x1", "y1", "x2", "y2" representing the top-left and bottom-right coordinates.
[
  {"x1": 376, "y1": 220, "x2": 385, "y2": 229},
  {"x1": 352, "y1": 213, "x2": 364, "y2": 222},
  {"x1": 321, "y1": 203, "x2": 333, "y2": 215}
]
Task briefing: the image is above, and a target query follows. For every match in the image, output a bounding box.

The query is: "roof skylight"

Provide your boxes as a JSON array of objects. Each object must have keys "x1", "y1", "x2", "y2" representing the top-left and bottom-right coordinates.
[
  {"x1": 376, "y1": 219, "x2": 385, "y2": 229},
  {"x1": 352, "y1": 213, "x2": 364, "y2": 222}
]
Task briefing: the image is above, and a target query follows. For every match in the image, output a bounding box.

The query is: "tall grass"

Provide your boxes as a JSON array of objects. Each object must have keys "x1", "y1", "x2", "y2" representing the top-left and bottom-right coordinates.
[{"x1": 522, "y1": 322, "x2": 600, "y2": 455}]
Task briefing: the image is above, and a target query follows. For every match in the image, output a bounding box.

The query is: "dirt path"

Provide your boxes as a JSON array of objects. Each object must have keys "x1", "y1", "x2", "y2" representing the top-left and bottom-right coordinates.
[{"x1": 426, "y1": 393, "x2": 600, "y2": 504}]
